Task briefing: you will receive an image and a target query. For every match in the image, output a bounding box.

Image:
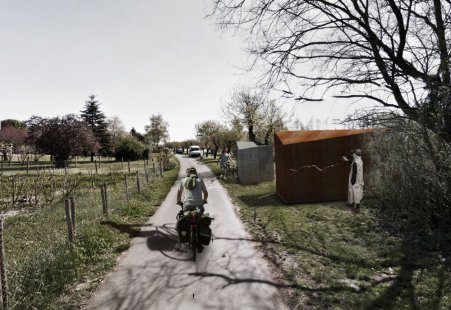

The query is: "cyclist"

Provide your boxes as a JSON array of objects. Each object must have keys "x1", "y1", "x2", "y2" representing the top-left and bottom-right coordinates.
[
  {"x1": 176, "y1": 167, "x2": 209, "y2": 252},
  {"x1": 218, "y1": 148, "x2": 231, "y2": 179},
  {"x1": 176, "y1": 167, "x2": 208, "y2": 213}
]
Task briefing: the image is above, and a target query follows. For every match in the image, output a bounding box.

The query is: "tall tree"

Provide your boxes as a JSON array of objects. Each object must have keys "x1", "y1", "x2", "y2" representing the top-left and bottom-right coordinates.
[
  {"x1": 26, "y1": 115, "x2": 99, "y2": 167},
  {"x1": 222, "y1": 88, "x2": 265, "y2": 143},
  {"x1": 209, "y1": 0, "x2": 451, "y2": 143},
  {"x1": 144, "y1": 113, "x2": 169, "y2": 148},
  {"x1": 195, "y1": 120, "x2": 225, "y2": 156},
  {"x1": 107, "y1": 116, "x2": 127, "y2": 154},
  {"x1": 1, "y1": 119, "x2": 26, "y2": 129},
  {"x1": 223, "y1": 87, "x2": 289, "y2": 144},
  {"x1": 0, "y1": 126, "x2": 27, "y2": 161},
  {"x1": 130, "y1": 127, "x2": 145, "y2": 142},
  {"x1": 80, "y1": 95, "x2": 111, "y2": 160}
]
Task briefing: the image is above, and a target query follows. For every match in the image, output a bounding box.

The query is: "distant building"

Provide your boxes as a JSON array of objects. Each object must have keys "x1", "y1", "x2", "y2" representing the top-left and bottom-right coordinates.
[{"x1": 274, "y1": 129, "x2": 375, "y2": 204}]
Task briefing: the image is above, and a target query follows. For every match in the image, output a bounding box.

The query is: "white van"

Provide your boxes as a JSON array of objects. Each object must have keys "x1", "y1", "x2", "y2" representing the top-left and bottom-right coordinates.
[{"x1": 188, "y1": 145, "x2": 202, "y2": 157}]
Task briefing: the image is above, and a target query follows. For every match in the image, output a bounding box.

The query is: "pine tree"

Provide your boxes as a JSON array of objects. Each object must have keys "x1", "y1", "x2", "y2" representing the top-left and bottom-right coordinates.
[{"x1": 80, "y1": 95, "x2": 111, "y2": 160}]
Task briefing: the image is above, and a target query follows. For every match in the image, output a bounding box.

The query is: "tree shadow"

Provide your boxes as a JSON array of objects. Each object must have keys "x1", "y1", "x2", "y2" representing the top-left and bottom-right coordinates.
[
  {"x1": 364, "y1": 238, "x2": 451, "y2": 310},
  {"x1": 101, "y1": 221, "x2": 154, "y2": 238},
  {"x1": 237, "y1": 192, "x2": 283, "y2": 207}
]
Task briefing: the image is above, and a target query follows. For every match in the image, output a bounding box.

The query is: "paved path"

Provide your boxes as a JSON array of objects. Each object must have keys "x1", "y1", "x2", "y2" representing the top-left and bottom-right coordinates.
[{"x1": 84, "y1": 154, "x2": 288, "y2": 310}]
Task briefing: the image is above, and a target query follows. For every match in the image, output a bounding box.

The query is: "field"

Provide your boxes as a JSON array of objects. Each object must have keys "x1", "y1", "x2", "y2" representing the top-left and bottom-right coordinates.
[
  {"x1": 203, "y1": 156, "x2": 451, "y2": 310},
  {"x1": 1, "y1": 154, "x2": 179, "y2": 309}
]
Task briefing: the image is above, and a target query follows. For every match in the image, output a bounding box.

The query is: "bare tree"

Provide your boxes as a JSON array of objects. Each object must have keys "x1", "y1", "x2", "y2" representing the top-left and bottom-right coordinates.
[
  {"x1": 223, "y1": 87, "x2": 289, "y2": 144},
  {"x1": 195, "y1": 120, "x2": 225, "y2": 156},
  {"x1": 256, "y1": 100, "x2": 290, "y2": 144},
  {"x1": 107, "y1": 116, "x2": 127, "y2": 153},
  {"x1": 209, "y1": 0, "x2": 451, "y2": 143},
  {"x1": 144, "y1": 113, "x2": 169, "y2": 148}
]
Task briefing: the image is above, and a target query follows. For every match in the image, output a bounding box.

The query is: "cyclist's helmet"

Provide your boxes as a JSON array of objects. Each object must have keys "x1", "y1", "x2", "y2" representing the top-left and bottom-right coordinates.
[{"x1": 186, "y1": 167, "x2": 197, "y2": 176}]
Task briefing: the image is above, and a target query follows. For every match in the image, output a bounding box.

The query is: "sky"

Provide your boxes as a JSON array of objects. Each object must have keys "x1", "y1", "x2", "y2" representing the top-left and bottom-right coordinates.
[{"x1": 0, "y1": 0, "x2": 369, "y2": 141}]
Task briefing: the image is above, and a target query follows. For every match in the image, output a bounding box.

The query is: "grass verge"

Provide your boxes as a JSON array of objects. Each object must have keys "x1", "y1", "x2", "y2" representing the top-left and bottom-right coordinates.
[
  {"x1": 203, "y1": 157, "x2": 451, "y2": 310},
  {"x1": 4, "y1": 157, "x2": 179, "y2": 309}
]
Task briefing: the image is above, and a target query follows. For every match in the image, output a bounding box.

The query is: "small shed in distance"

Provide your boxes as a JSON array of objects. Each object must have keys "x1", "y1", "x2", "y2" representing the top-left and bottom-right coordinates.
[
  {"x1": 233, "y1": 141, "x2": 274, "y2": 185},
  {"x1": 274, "y1": 129, "x2": 375, "y2": 204}
]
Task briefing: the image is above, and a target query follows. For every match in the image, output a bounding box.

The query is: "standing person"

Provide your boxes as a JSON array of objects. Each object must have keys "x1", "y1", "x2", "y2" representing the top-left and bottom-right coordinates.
[
  {"x1": 344, "y1": 149, "x2": 364, "y2": 212},
  {"x1": 218, "y1": 148, "x2": 230, "y2": 179},
  {"x1": 176, "y1": 167, "x2": 208, "y2": 213}
]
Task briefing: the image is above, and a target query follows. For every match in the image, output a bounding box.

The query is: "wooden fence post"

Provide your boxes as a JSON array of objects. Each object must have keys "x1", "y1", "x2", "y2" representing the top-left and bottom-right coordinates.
[
  {"x1": 128, "y1": 160, "x2": 131, "y2": 173},
  {"x1": 145, "y1": 168, "x2": 149, "y2": 183},
  {"x1": 95, "y1": 161, "x2": 98, "y2": 174},
  {"x1": 26, "y1": 160, "x2": 29, "y2": 174},
  {"x1": 102, "y1": 183, "x2": 109, "y2": 217},
  {"x1": 136, "y1": 171, "x2": 141, "y2": 192},
  {"x1": 69, "y1": 197, "x2": 76, "y2": 237},
  {"x1": 160, "y1": 159, "x2": 163, "y2": 177},
  {"x1": 124, "y1": 174, "x2": 129, "y2": 201},
  {"x1": 0, "y1": 216, "x2": 9, "y2": 310},
  {"x1": 64, "y1": 199, "x2": 74, "y2": 245}
]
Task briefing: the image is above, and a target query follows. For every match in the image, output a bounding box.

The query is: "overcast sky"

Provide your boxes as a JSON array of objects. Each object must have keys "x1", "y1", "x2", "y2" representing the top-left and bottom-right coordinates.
[{"x1": 0, "y1": 0, "x2": 368, "y2": 141}]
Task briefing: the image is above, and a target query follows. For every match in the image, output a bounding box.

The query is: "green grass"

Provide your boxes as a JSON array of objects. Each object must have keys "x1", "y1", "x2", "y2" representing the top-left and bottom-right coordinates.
[
  {"x1": 3, "y1": 156, "x2": 179, "y2": 309},
  {"x1": 203, "y1": 157, "x2": 451, "y2": 310}
]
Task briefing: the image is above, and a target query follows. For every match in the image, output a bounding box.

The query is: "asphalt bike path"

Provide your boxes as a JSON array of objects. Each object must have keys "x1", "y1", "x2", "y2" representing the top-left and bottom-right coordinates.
[{"x1": 84, "y1": 154, "x2": 288, "y2": 310}]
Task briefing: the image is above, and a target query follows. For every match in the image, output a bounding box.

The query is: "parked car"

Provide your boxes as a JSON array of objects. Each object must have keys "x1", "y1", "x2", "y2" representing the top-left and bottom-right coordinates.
[
  {"x1": 176, "y1": 148, "x2": 183, "y2": 154},
  {"x1": 188, "y1": 145, "x2": 202, "y2": 157}
]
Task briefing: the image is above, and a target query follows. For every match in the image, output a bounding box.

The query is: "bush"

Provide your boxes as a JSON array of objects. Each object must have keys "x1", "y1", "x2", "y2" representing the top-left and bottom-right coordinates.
[
  {"x1": 114, "y1": 136, "x2": 146, "y2": 161},
  {"x1": 367, "y1": 120, "x2": 451, "y2": 237}
]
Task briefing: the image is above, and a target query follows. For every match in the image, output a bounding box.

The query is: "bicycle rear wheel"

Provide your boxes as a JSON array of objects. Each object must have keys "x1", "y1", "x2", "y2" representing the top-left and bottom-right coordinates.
[{"x1": 191, "y1": 228, "x2": 197, "y2": 261}]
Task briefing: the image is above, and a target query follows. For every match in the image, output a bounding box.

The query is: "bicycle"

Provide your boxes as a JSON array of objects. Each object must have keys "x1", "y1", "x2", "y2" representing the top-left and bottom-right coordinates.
[
  {"x1": 176, "y1": 203, "x2": 212, "y2": 261},
  {"x1": 223, "y1": 160, "x2": 240, "y2": 183}
]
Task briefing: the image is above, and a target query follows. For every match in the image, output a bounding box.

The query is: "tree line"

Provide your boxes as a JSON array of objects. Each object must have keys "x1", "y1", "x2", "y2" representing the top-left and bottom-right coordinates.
[{"x1": 0, "y1": 95, "x2": 170, "y2": 168}]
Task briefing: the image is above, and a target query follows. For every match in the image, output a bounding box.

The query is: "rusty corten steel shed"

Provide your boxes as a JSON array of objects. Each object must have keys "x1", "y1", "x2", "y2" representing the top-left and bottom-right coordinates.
[
  {"x1": 233, "y1": 141, "x2": 274, "y2": 184},
  {"x1": 274, "y1": 129, "x2": 375, "y2": 204}
]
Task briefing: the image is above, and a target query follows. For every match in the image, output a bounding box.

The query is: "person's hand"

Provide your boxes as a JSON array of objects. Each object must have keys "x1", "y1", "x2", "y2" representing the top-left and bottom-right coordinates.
[
  {"x1": 176, "y1": 201, "x2": 183, "y2": 206},
  {"x1": 342, "y1": 156, "x2": 349, "y2": 162},
  {"x1": 203, "y1": 199, "x2": 208, "y2": 204}
]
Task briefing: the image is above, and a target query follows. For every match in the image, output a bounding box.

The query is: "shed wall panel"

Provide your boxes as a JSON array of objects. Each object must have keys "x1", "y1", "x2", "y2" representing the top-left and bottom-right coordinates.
[{"x1": 275, "y1": 130, "x2": 374, "y2": 204}]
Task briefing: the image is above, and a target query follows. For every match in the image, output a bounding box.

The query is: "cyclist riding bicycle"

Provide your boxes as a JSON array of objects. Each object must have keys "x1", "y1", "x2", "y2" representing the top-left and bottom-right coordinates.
[
  {"x1": 176, "y1": 167, "x2": 209, "y2": 252},
  {"x1": 218, "y1": 148, "x2": 231, "y2": 179},
  {"x1": 176, "y1": 167, "x2": 208, "y2": 213}
]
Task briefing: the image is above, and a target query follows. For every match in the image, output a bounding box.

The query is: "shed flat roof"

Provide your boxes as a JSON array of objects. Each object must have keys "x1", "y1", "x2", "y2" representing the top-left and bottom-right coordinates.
[
  {"x1": 236, "y1": 141, "x2": 258, "y2": 150},
  {"x1": 275, "y1": 129, "x2": 376, "y2": 145}
]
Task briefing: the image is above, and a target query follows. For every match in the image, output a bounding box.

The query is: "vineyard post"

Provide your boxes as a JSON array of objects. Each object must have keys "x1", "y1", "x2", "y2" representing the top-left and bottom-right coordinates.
[
  {"x1": 124, "y1": 174, "x2": 129, "y2": 201},
  {"x1": 103, "y1": 183, "x2": 109, "y2": 217},
  {"x1": 0, "y1": 216, "x2": 9, "y2": 310},
  {"x1": 69, "y1": 197, "x2": 76, "y2": 237},
  {"x1": 64, "y1": 199, "x2": 74, "y2": 245},
  {"x1": 136, "y1": 170, "x2": 141, "y2": 192},
  {"x1": 145, "y1": 168, "x2": 149, "y2": 183},
  {"x1": 11, "y1": 177, "x2": 16, "y2": 205},
  {"x1": 100, "y1": 185, "x2": 107, "y2": 217}
]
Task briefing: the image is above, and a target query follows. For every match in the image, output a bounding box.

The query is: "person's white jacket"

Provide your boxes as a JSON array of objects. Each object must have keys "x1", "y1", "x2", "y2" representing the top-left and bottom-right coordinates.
[{"x1": 348, "y1": 154, "x2": 364, "y2": 204}]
